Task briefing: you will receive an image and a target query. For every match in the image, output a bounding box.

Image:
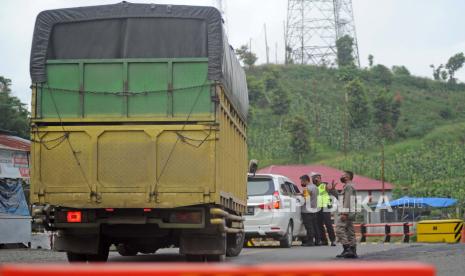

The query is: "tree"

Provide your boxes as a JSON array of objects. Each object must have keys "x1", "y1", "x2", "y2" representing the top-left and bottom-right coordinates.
[
  {"x1": 336, "y1": 35, "x2": 355, "y2": 67},
  {"x1": 391, "y1": 94, "x2": 402, "y2": 128},
  {"x1": 445, "y1": 52, "x2": 465, "y2": 83},
  {"x1": 0, "y1": 76, "x2": 12, "y2": 93},
  {"x1": 368, "y1": 54, "x2": 374, "y2": 67},
  {"x1": 345, "y1": 79, "x2": 370, "y2": 128},
  {"x1": 289, "y1": 116, "x2": 310, "y2": 162},
  {"x1": 0, "y1": 76, "x2": 29, "y2": 138},
  {"x1": 336, "y1": 66, "x2": 359, "y2": 83},
  {"x1": 235, "y1": 45, "x2": 258, "y2": 67},
  {"x1": 370, "y1": 64, "x2": 393, "y2": 86},
  {"x1": 430, "y1": 64, "x2": 441, "y2": 81},
  {"x1": 372, "y1": 89, "x2": 402, "y2": 139},
  {"x1": 392, "y1": 65, "x2": 411, "y2": 76},
  {"x1": 440, "y1": 70, "x2": 448, "y2": 82},
  {"x1": 270, "y1": 86, "x2": 291, "y2": 129},
  {"x1": 263, "y1": 71, "x2": 279, "y2": 92},
  {"x1": 247, "y1": 75, "x2": 268, "y2": 108},
  {"x1": 285, "y1": 45, "x2": 294, "y2": 64}
]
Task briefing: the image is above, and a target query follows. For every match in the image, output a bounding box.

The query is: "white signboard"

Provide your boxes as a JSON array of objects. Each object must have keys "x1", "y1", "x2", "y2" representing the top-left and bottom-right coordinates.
[{"x1": 0, "y1": 149, "x2": 29, "y2": 179}]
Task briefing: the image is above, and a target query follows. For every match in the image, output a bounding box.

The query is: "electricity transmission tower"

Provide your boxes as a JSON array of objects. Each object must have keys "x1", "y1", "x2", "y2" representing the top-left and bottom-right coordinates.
[{"x1": 285, "y1": 0, "x2": 360, "y2": 66}]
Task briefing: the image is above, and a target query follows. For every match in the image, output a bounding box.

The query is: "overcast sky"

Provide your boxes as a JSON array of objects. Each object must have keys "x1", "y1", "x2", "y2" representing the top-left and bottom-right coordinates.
[{"x1": 1, "y1": 0, "x2": 465, "y2": 106}]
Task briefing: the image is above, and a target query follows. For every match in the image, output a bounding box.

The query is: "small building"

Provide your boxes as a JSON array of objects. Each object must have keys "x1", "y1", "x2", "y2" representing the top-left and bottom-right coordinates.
[
  {"x1": 0, "y1": 133, "x2": 31, "y2": 246},
  {"x1": 0, "y1": 134, "x2": 30, "y2": 179},
  {"x1": 258, "y1": 164, "x2": 394, "y2": 204}
]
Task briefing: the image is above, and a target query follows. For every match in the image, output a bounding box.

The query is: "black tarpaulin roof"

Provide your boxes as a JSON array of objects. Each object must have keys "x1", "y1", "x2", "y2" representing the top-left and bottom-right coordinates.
[{"x1": 30, "y1": 2, "x2": 248, "y2": 119}]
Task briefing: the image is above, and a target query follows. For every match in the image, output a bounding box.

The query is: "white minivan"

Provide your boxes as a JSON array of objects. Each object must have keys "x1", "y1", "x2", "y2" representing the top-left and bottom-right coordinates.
[{"x1": 244, "y1": 174, "x2": 306, "y2": 247}]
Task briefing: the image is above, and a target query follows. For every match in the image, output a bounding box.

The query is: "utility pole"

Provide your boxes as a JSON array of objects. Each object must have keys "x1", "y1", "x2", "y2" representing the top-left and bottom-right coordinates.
[
  {"x1": 275, "y1": 42, "x2": 278, "y2": 64},
  {"x1": 264, "y1": 24, "x2": 270, "y2": 64},
  {"x1": 381, "y1": 139, "x2": 385, "y2": 197},
  {"x1": 313, "y1": 80, "x2": 320, "y2": 137},
  {"x1": 249, "y1": 38, "x2": 252, "y2": 52},
  {"x1": 284, "y1": 21, "x2": 288, "y2": 64},
  {"x1": 343, "y1": 91, "x2": 349, "y2": 157}
]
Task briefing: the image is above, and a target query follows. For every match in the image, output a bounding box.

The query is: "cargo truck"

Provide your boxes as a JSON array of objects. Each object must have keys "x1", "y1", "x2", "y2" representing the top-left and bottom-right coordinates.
[{"x1": 29, "y1": 3, "x2": 248, "y2": 262}]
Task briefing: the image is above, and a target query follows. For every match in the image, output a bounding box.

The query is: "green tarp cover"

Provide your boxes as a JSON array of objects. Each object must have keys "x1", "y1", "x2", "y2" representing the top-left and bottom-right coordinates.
[{"x1": 30, "y1": 2, "x2": 248, "y2": 119}]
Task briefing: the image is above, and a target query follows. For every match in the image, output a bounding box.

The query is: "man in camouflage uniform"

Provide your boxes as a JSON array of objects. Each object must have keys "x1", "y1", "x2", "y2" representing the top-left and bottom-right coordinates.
[{"x1": 335, "y1": 171, "x2": 357, "y2": 258}]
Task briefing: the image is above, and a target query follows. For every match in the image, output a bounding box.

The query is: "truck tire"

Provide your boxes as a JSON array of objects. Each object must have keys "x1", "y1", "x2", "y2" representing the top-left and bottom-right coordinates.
[
  {"x1": 226, "y1": 232, "x2": 245, "y2": 257},
  {"x1": 205, "y1": 254, "x2": 225, "y2": 262},
  {"x1": 87, "y1": 243, "x2": 110, "y2": 262},
  {"x1": 185, "y1": 254, "x2": 225, "y2": 262},
  {"x1": 185, "y1": 254, "x2": 204, "y2": 262},
  {"x1": 66, "y1": 252, "x2": 87, "y2": 262},
  {"x1": 279, "y1": 222, "x2": 293, "y2": 248},
  {"x1": 116, "y1": 244, "x2": 138, "y2": 256}
]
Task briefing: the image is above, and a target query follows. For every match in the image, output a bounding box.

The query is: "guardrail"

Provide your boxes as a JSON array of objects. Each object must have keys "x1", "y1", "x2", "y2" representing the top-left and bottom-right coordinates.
[{"x1": 360, "y1": 223, "x2": 414, "y2": 243}]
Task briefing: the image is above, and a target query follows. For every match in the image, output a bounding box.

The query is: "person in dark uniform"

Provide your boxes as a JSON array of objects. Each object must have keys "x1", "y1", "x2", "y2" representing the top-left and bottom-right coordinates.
[{"x1": 334, "y1": 171, "x2": 358, "y2": 258}]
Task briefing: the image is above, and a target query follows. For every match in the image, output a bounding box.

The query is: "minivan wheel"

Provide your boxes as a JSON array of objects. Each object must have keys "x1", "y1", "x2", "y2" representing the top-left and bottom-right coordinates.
[{"x1": 279, "y1": 222, "x2": 293, "y2": 248}]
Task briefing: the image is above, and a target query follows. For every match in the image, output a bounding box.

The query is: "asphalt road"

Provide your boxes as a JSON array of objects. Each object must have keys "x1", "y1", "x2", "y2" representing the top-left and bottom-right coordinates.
[{"x1": 0, "y1": 243, "x2": 464, "y2": 275}]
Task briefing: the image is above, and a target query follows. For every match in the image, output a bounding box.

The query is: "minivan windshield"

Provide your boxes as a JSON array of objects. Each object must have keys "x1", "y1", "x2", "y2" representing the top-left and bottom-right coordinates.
[{"x1": 247, "y1": 178, "x2": 275, "y2": 196}]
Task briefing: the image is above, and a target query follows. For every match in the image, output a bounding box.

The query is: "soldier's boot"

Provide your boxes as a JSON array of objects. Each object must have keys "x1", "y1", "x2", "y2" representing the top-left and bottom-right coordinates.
[
  {"x1": 336, "y1": 245, "x2": 348, "y2": 258},
  {"x1": 343, "y1": 246, "x2": 358, "y2": 259}
]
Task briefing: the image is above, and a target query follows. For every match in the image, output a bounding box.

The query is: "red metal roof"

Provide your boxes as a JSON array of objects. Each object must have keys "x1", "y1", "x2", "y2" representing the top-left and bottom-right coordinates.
[
  {"x1": 0, "y1": 135, "x2": 30, "y2": 152},
  {"x1": 258, "y1": 164, "x2": 394, "y2": 191}
]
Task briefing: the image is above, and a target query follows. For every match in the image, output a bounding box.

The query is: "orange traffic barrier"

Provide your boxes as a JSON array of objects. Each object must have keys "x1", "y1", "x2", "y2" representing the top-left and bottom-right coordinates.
[
  {"x1": 360, "y1": 223, "x2": 414, "y2": 243},
  {"x1": 0, "y1": 262, "x2": 435, "y2": 276}
]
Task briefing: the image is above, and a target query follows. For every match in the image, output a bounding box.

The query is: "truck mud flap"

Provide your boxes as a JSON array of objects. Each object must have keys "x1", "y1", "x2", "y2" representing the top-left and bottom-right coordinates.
[
  {"x1": 54, "y1": 233, "x2": 101, "y2": 255},
  {"x1": 180, "y1": 233, "x2": 226, "y2": 255}
]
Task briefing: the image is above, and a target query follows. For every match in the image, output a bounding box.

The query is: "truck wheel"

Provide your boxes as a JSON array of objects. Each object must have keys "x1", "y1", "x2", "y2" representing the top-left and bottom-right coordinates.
[
  {"x1": 116, "y1": 244, "x2": 138, "y2": 256},
  {"x1": 205, "y1": 254, "x2": 225, "y2": 262},
  {"x1": 185, "y1": 254, "x2": 205, "y2": 262},
  {"x1": 226, "y1": 232, "x2": 245, "y2": 257},
  {"x1": 87, "y1": 243, "x2": 110, "y2": 262},
  {"x1": 279, "y1": 222, "x2": 293, "y2": 248},
  {"x1": 66, "y1": 252, "x2": 87, "y2": 262}
]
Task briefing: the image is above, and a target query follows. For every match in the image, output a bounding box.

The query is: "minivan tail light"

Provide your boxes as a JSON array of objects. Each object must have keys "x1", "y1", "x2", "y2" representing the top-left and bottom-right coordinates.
[
  {"x1": 272, "y1": 191, "x2": 281, "y2": 209},
  {"x1": 66, "y1": 211, "x2": 82, "y2": 223}
]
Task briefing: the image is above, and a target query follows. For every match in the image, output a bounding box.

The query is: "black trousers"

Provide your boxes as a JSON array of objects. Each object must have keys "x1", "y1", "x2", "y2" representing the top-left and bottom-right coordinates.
[
  {"x1": 302, "y1": 212, "x2": 321, "y2": 244},
  {"x1": 317, "y1": 209, "x2": 336, "y2": 242}
]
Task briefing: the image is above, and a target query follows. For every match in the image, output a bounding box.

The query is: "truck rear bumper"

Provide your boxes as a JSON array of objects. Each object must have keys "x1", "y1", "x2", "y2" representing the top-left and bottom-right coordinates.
[{"x1": 34, "y1": 206, "x2": 207, "y2": 231}]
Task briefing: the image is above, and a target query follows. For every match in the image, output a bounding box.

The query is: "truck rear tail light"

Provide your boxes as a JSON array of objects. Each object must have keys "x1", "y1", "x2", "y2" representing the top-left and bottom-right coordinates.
[
  {"x1": 143, "y1": 208, "x2": 152, "y2": 212},
  {"x1": 170, "y1": 211, "x2": 202, "y2": 224},
  {"x1": 105, "y1": 208, "x2": 114, "y2": 212},
  {"x1": 272, "y1": 191, "x2": 281, "y2": 209},
  {"x1": 66, "y1": 211, "x2": 82, "y2": 223},
  {"x1": 258, "y1": 203, "x2": 271, "y2": 210}
]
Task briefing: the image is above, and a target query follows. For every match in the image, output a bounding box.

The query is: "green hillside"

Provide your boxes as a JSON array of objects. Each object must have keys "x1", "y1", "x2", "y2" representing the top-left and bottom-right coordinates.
[{"x1": 246, "y1": 64, "x2": 465, "y2": 208}]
